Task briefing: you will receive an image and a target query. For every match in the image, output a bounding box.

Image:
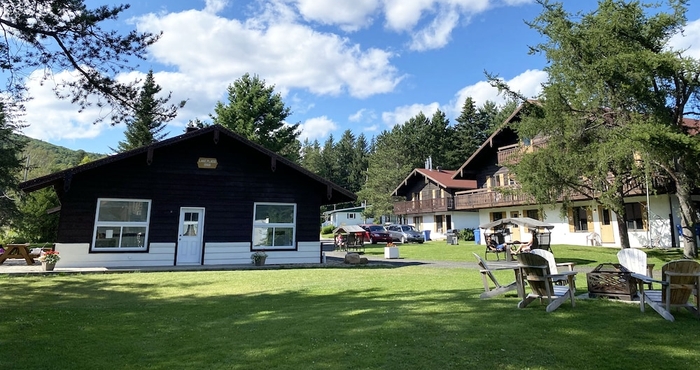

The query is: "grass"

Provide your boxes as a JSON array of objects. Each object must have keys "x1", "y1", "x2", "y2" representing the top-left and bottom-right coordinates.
[
  {"x1": 361, "y1": 240, "x2": 686, "y2": 270},
  {"x1": 2, "y1": 245, "x2": 699, "y2": 369}
]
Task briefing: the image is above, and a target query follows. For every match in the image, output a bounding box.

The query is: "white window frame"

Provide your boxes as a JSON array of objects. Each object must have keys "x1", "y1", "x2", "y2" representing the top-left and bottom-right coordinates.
[
  {"x1": 92, "y1": 198, "x2": 151, "y2": 251},
  {"x1": 252, "y1": 202, "x2": 296, "y2": 250},
  {"x1": 347, "y1": 213, "x2": 356, "y2": 219}
]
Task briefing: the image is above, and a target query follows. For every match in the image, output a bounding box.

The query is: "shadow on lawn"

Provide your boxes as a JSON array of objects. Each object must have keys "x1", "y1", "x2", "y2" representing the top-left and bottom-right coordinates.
[{"x1": 1, "y1": 271, "x2": 700, "y2": 369}]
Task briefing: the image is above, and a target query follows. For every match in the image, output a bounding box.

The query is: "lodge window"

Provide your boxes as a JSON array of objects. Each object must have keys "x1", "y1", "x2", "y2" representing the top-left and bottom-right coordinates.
[
  {"x1": 92, "y1": 198, "x2": 151, "y2": 251},
  {"x1": 572, "y1": 207, "x2": 588, "y2": 231},
  {"x1": 347, "y1": 213, "x2": 356, "y2": 219},
  {"x1": 526, "y1": 209, "x2": 540, "y2": 220},
  {"x1": 253, "y1": 203, "x2": 296, "y2": 249},
  {"x1": 625, "y1": 203, "x2": 646, "y2": 230},
  {"x1": 491, "y1": 211, "x2": 505, "y2": 222}
]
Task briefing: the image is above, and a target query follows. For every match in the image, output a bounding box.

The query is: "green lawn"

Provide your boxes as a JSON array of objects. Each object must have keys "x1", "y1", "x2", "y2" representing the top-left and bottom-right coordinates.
[
  {"x1": 2, "y1": 252, "x2": 700, "y2": 369},
  {"x1": 362, "y1": 240, "x2": 686, "y2": 270}
]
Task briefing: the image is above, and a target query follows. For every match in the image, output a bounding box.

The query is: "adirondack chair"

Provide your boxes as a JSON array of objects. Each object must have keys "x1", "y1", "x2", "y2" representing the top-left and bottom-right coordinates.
[
  {"x1": 472, "y1": 253, "x2": 520, "y2": 299},
  {"x1": 617, "y1": 248, "x2": 655, "y2": 289},
  {"x1": 529, "y1": 249, "x2": 575, "y2": 286},
  {"x1": 632, "y1": 260, "x2": 700, "y2": 322},
  {"x1": 517, "y1": 252, "x2": 577, "y2": 312}
]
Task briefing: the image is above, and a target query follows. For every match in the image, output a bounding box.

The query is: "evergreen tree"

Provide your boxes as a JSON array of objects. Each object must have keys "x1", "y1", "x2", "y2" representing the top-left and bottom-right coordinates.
[
  {"x1": 116, "y1": 70, "x2": 174, "y2": 152},
  {"x1": 212, "y1": 73, "x2": 301, "y2": 162},
  {"x1": 492, "y1": 0, "x2": 700, "y2": 255},
  {"x1": 0, "y1": 104, "x2": 25, "y2": 227}
]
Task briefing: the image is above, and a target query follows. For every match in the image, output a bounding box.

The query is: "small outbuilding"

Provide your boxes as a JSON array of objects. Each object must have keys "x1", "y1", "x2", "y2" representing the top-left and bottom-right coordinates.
[{"x1": 19, "y1": 125, "x2": 355, "y2": 268}]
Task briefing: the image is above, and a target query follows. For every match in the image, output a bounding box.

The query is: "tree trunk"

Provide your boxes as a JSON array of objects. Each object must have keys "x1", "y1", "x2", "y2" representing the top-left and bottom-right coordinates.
[
  {"x1": 614, "y1": 210, "x2": 631, "y2": 249},
  {"x1": 674, "y1": 174, "x2": 698, "y2": 258}
]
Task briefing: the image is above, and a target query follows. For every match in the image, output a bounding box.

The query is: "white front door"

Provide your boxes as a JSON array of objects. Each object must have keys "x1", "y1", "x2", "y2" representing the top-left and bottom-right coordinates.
[{"x1": 177, "y1": 208, "x2": 204, "y2": 265}]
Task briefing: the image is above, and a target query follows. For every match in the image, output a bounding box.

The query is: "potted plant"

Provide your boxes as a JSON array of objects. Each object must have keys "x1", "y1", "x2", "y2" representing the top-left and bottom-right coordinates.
[
  {"x1": 384, "y1": 242, "x2": 399, "y2": 259},
  {"x1": 39, "y1": 251, "x2": 60, "y2": 271},
  {"x1": 251, "y1": 250, "x2": 268, "y2": 266}
]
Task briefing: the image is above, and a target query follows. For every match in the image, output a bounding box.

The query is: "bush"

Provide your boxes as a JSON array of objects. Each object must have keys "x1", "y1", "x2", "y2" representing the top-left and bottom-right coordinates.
[
  {"x1": 460, "y1": 228, "x2": 475, "y2": 241},
  {"x1": 321, "y1": 225, "x2": 335, "y2": 235}
]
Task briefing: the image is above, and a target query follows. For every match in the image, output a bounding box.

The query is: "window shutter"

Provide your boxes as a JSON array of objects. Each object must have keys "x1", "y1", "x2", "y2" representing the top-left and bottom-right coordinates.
[
  {"x1": 586, "y1": 207, "x2": 593, "y2": 232},
  {"x1": 568, "y1": 208, "x2": 575, "y2": 232}
]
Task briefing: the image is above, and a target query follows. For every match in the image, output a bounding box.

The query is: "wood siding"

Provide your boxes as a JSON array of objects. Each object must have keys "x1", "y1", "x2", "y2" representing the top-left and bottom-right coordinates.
[{"x1": 56, "y1": 133, "x2": 327, "y2": 247}]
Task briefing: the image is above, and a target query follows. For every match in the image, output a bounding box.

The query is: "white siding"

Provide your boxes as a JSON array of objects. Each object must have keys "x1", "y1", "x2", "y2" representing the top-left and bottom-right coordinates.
[{"x1": 55, "y1": 243, "x2": 175, "y2": 268}]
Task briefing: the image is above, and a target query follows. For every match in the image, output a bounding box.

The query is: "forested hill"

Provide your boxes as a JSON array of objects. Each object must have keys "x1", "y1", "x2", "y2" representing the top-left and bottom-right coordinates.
[{"x1": 15, "y1": 134, "x2": 105, "y2": 181}]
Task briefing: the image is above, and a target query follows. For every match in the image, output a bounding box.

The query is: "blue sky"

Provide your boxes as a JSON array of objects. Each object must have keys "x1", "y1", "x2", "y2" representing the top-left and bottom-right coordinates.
[{"x1": 17, "y1": 0, "x2": 700, "y2": 154}]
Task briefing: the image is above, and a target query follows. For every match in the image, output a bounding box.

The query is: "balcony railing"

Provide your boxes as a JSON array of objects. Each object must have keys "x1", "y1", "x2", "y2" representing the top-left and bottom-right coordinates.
[
  {"x1": 497, "y1": 144, "x2": 521, "y2": 165},
  {"x1": 393, "y1": 197, "x2": 454, "y2": 215}
]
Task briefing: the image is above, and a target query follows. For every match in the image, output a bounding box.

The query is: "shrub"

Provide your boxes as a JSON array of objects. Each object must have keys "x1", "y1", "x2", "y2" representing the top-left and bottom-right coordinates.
[
  {"x1": 460, "y1": 228, "x2": 475, "y2": 241},
  {"x1": 321, "y1": 225, "x2": 335, "y2": 235}
]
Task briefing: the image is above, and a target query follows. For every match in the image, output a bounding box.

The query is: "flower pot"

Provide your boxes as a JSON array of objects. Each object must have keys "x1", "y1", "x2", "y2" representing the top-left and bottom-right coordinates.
[
  {"x1": 42, "y1": 262, "x2": 56, "y2": 271},
  {"x1": 254, "y1": 257, "x2": 266, "y2": 266}
]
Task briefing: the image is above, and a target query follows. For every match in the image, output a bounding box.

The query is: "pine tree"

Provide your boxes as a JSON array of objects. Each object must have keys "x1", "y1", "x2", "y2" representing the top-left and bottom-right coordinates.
[{"x1": 116, "y1": 70, "x2": 174, "y2": 152}]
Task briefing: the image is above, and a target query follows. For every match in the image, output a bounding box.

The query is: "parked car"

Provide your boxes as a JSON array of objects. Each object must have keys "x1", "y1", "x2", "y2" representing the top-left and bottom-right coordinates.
[
  {"x1": 385, "y1": 224, "x2": 425, "y2": 243},
  {"x1": 359, "y1": 224, "x2": 393, "y2": 244}
]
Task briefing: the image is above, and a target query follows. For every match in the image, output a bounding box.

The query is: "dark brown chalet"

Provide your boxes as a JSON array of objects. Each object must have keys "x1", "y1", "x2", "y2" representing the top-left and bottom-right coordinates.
[{"x1": 20, "y1": 125, "x2": 355, "y2": 268}]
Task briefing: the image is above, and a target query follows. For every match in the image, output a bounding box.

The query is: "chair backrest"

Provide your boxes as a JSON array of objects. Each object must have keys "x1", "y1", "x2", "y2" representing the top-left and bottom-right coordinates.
[
  {"x1": 661, "y1": 260, "x2": 700, "y2": 304},
  {"x1": 529, "y1": 249, "x2": 558, "y2": 274},
  {"x1": 518, "y1": 252, "x2": 554, "y2": 297},
  {"x1": 617, "y1": 248, "x2": 648, "y2": 276}
]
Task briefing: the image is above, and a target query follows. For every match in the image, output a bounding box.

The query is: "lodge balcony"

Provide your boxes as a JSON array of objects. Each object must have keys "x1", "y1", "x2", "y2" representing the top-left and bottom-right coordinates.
[
  {"x1": 393, "y1": 197, "x2": 455, "y2": 215},
  {"x1": 393, "y1": 176, "x2": 674, "y2": 214}
]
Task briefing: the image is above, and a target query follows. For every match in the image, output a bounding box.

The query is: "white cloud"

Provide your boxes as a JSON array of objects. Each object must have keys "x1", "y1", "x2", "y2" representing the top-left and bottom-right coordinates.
[
  {"x1": 451, "y1": 69, "x2": 546, "y2": 116},
  {"x1": 21, "y1": 70, "x2": 118, "y2": 142},
  {"x1": 299, "y1": 116, "x2": 338, "y2": 141},
  {"x1": 669, "y1": 18, "x2": 700, "y2": 59},
  {"x1": 382, "y1": 102, "x2": 441, "y2": 127},
  {"x1": 292, "y1": 0, "x2": 379, "y2": 31},
  {"x1": 409, "y1": 8, "x2": 460, "y2": 51},
  {"x1": 204, "y1": 0, "x2": 228, "y2": 14},
  {"x1": 136, "y1": 5, "x2": 403, "y2": 99}
]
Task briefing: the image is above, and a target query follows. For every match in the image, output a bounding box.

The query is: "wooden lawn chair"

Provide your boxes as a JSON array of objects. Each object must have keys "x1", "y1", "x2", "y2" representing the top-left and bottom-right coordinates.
[
  {"x1": 517, "y1": 252, "x2": 577, "y2": 312},
  {"x1": 632, "y1": 260, "x2": 700, "y2": 322},
  {"x1": 617, "y1": 248, "x2": 655, "y2": 289},
  {"x1": 473, "y1": 253, "x2": 519, "y2": 299},
  {"x1": 529, "y1": 249, "x2": 575, "y2": 286}
]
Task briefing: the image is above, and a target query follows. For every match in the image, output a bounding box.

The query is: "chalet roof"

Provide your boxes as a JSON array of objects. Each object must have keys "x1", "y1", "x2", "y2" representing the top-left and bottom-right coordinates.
[
  {"x1": 392, "y1": 168, "x2": 477, "y2": 196},
  {"x1": 452, "y1": 102, "x2": 530, "y2": 179},
  {"x1": 19, "y1": 125, "x2": 356, "y2": 205}
]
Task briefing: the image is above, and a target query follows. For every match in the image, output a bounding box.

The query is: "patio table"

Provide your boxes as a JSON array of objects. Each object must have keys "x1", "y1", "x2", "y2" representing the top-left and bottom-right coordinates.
[{"x1": 0, "y1": 244, "x2": 35, "y2": 265}]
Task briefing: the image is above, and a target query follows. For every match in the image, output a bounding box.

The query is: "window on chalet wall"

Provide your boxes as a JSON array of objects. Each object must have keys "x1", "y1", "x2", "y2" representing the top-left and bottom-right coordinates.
[
  {"x1": 491, "y1": 211, "x2": 505, "y2": 222},
  {"x1": 568, "y1": 206, "x2": 591, "y2": 232},
  {"x1": 624, "y1": 202, "x2": 647, "y2": 230},
  {"x1": 347, "y1": 213, "x2": 356, "y2": 219},
  {"x1": 92, "y1": 198, "x2": 151, "y2": 251},
  {"x1": 525, "y1": 209, "x2": 540, "y2": 220},
  {"x1": 253, "y1": 203, "x2": 296, "y2": 249},
  {"x1": 413, "y1": 216, "x2": 423, "y2": 230}
]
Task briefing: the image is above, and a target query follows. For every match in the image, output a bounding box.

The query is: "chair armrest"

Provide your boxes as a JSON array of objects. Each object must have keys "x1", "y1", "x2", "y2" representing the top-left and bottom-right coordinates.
[
  {"x1": 630, "y1": 273, "x2": 666, "y2": 285},
  {"x1": 549, "y1": 271, "x2": 578, "y2": 278}
]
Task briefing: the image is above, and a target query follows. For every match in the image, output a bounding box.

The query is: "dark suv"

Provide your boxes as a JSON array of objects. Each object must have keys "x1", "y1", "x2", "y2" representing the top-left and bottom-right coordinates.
[
  {"x1": 359, "y1": 224, "x2": 393, "y2": 244},
  {"x1": 385, "y1": 224, "x2": 425, "y2": 243}
]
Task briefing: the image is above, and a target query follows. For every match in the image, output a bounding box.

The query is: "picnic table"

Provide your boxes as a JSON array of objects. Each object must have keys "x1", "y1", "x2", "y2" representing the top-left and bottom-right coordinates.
[{"x1": 0, "y1": 244, "x2": 36, "y2": 265}]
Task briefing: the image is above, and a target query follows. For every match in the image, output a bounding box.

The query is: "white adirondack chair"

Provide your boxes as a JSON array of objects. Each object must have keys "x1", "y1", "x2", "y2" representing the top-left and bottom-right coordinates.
[{"x1": 617, "y1": 248, "x2": 655, "y2": 289}]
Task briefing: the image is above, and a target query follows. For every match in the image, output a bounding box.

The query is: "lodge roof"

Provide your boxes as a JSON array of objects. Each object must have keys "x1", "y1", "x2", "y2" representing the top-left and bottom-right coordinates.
[{"x1": 19, "y1": 125, "x2": 356, "y2": 204}]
